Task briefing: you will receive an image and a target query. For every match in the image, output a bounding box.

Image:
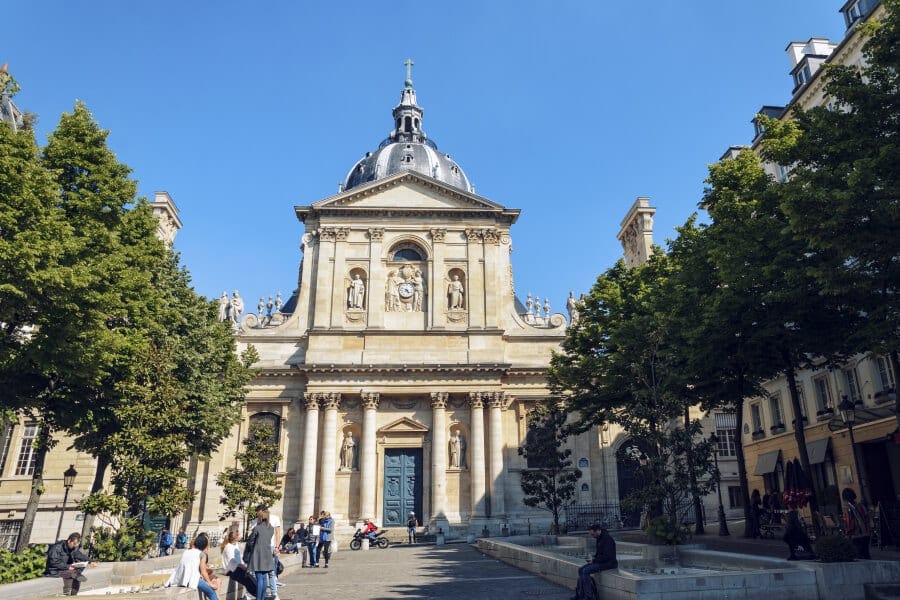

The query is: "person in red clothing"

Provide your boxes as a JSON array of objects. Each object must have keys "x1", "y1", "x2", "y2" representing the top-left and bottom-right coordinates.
[
  {"x1": 842, "y1": 487, "x2": 871, "y2": 559},
  {"x1": 361, "y1": 519, "x2": 379, "y2": 544}
]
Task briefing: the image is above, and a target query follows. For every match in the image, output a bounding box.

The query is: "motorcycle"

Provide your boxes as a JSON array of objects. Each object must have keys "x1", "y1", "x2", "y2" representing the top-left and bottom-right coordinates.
[{"x1": 349, "y1": 528, "x2": 390, "y2": 550}]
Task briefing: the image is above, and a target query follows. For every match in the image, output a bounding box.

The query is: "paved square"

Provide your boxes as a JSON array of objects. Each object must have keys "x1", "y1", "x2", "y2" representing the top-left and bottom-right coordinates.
[{"x1": 277, "y1": 543, "x2": 572, "y2": 599}]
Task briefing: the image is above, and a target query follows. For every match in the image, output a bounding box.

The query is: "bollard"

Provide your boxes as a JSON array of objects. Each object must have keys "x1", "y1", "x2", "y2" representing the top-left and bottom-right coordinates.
[
  {"x1": 362, "y1": 538, "x2": 370, "y2": 550},
  {"x1": 436, "y1": 527, "x2": 445, "y2": 545}
]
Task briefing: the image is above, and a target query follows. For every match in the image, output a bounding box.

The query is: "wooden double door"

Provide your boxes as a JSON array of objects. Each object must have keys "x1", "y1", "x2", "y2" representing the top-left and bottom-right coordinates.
[{"x1": 382, "y1": 448, "x2": 423, "y2": 526}]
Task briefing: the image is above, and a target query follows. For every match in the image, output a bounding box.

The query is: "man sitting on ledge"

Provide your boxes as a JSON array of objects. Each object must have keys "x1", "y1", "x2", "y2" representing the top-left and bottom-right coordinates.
[
  {"x1": 44, "y1": 532, "x2": 97, "y2": 596},
  {"x1": 573, "y1": 524, "x2": 617, "y2": 600}
]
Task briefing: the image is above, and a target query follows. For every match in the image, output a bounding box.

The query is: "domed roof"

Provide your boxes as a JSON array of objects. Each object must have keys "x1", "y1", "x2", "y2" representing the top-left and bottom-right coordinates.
[{"x1": 342, "y1": 61, "x2": 473, "y2": 194}]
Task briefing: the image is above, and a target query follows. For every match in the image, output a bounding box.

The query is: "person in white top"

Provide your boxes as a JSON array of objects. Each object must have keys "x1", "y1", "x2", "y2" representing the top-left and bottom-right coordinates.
[
  {"x1": 166, "y1": 533, "x2": 219, "y2": 600},
  {"x1": 219, "y1": 530, "x2": 258, "y2": 600}
]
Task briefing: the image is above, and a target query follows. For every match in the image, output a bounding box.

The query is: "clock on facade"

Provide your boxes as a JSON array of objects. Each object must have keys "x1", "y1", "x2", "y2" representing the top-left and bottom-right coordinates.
[{"x1": 398, "y1": 282, "x2": 415, "y2": 299}]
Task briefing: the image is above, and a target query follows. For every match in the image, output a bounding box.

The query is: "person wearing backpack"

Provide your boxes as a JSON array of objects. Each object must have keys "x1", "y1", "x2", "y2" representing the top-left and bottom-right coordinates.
[{"x1": 159, "y1": 529, "x2": 174, "y2": 557}]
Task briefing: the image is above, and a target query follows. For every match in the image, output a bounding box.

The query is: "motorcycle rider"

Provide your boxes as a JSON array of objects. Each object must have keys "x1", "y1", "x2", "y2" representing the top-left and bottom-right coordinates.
[{"x1": 361, "y1": 518, "x2": 379, "y2": 545}]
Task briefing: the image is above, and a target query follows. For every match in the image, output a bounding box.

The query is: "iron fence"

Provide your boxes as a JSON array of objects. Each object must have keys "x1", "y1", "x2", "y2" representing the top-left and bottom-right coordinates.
[{"x1": 563, "y1": 502, "x2": 628, "y2": 532}]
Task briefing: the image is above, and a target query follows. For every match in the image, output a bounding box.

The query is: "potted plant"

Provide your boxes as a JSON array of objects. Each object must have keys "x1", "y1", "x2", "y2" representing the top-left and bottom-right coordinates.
[
  {"x1": 645, "y1": 515, "x2": 690, "y2": 546},
  {"x1": 770, "y1": 423, "x2": 786, "y2": 434}
]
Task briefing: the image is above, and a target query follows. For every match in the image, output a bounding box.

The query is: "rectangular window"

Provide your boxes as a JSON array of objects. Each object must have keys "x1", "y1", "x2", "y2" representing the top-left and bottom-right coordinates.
[
  {"x1": 813, "y1": 376, "x2": 832, "y2": 412},
  {"x1": 14, "y1": 423, "x2": 38, "y2": 476},
  {"x1": 0, "y1": 520, "x2": 22, "y2": 551},
  {"x1": 728, "y1": 486, "x2": 744, "y2": 509},
  {"x1": 843, "y1": 368, "x2": 861, "y2": 402},
  {"x1": 876, "y1": 356, "x2": 896, "y2": 391},
  {"x1": 0, "y1": 422, "x2": 13, "y2": 476},
  {"x1": 751, "y1": 403, "x2": 764, "y2": 433},
  {"x1": 714, "y1": 412, "x2": 737, "y2": 457},
  {"x1": 769, "y1": 393, "x2": 784, "y2": 426}
]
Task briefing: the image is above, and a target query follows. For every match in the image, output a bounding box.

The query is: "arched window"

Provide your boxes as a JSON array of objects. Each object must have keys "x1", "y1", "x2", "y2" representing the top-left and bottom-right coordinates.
[
  {"x1": 578, "y1": 458, "x2": 589, "y2": 468},
  {"x1": 248, "y1": 412, "x2": 281, "y2": 471},
  {"x1": 404, "y1": 116, "x2": 412, "y2": 132},
  {"x1": 393, "y1": 248, "x2": 423, "y2": 261},
  {"x1": 581, "y1": 483, "x2": 589, "y2": 492}
]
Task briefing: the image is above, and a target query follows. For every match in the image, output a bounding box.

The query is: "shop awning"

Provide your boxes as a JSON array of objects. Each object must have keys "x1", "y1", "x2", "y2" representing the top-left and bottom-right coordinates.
[
  {"x1": 806, "y1": 438, "x2": 830, "y2": 465},
  {"x1": 753, "y1": 450, "x2": 781, "y2": 475}
]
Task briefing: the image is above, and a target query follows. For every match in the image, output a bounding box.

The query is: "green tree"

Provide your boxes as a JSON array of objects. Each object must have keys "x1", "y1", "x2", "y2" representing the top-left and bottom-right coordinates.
[
  {"x1": 761, "y1": 0, "x2": 900, "y2": 421},
  {"x1": 517, "y1": 404, "x2": 582, "y2": 534},
  {"x1": 549, "y1": 253, "x2": 714, "y2": 524},
  {"x1": 218, "y1": 421, "x2": 283, "y2": 535}
]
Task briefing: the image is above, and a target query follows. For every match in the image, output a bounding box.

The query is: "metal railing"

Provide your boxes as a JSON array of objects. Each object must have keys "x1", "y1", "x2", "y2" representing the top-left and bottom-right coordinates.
[{"x1": 563, "y1": 502, "x2": 628, "y2": 532}]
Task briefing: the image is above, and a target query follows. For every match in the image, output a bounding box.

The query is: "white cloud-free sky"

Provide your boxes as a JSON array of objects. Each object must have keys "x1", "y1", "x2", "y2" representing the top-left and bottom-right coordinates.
[{"x1": 5, "y1": 1, "x2": 847, "y2": 311}]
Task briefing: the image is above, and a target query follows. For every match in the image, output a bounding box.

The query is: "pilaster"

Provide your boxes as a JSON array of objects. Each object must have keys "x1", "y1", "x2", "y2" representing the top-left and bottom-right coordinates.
[
  {"x1": 465, "y1": 228, "x2": 485, "y2": 328},
  {"x1": 300, "y1": 394, "x2": 321, "y2": 518},
  {"x1": 469, "y1": 392, "x2": 487, "y2": 519},
  {"x1": 319, "y1": 392, "x2": 341, "y2": 513},
  {"x1": 359, "y1": 392, "x2": 381, "y2": 519}
]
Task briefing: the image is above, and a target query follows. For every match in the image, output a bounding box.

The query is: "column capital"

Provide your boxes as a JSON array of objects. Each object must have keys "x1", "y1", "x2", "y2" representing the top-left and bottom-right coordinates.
[
  {"x1": 430, "y1": 228, "x2": 446, "y2": 242},
  {"x1": 361, "y1": 391, "x2": 380, "y2": 410},
  {"x1": 303, "y1": 393, "x2": 321, "y2": 411},
  {"x1": 368, "y1": 227, "x2": 384, "y2": 241},
  {"x1": 464, "y1": 228, "x2": 483, "y2": 242},
  {"x1": 430, "y1": 391, "x2": 449, "y2": 409},
  {"x1": 487, "y1": 391, "x2": 508, "y2": 409},
  {"x1": 321, "y1": 392, "x2": 342, "y2": 411},
  {"x1": 335, "y1": 226, "x2": 350, "y2": 241},
  {"x1": 482, "y1": 228, "x2": 500, "y2": 245},
  {"x1": 318, "y1": 227, "x2": 337, "y2": 242},
  {"x1": 468, "y1": 391, "x2": 484, "y2": 409}
]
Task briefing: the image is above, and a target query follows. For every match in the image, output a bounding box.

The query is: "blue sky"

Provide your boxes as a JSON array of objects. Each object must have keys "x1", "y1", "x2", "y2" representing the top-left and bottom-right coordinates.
[{"x1": 5, "y1": 1, "x2": 847, "y2": 314}]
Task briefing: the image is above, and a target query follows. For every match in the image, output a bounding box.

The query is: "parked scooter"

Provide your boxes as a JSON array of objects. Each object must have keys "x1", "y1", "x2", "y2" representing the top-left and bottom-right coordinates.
[{"x1": 349, "y1": 528, "x2": 390, "y2": 550}]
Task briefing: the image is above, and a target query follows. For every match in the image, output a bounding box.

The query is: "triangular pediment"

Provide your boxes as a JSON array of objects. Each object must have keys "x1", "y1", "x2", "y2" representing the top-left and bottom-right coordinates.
[
  {"x1": 310, "y1": 171, "x2": 505, "y2": 212},
  {"x1": 377, "y1": 416, "x2": 430, "y2": 435}
]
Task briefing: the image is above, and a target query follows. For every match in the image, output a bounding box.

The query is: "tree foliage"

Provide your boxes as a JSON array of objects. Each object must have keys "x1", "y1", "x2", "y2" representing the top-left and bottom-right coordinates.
[
  {"x1": 217, "y1": 421, "x2": 283, "y2": 534},
  {"x1": 761, "y1": 0, "x2": 900, "y2": 387},
  {"x1": 517, "y1": 404, "x2": 582, "y2": 534}
]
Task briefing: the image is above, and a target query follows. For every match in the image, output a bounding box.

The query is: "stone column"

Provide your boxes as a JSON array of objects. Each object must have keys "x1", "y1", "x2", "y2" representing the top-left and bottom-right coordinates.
[
  {"x1": 465, "y1": 228, "x2": 485, "y2": 328},
  {"x1": 469, "y1": 392, "x2": 487, "y2": 519},
  {"x1": 429, "y1": 228, "x2": 446, "y2": 329},
  {"x1": 430, "y1": 392, "x2": 449, "y2": 527},
  {"x1": 312, "y1": 228, "x2": 336, "y2": 329},
  {"x1": 329, "y1": 227, "x2": 350, "y2": 328},
  {"x1": 318, "y1": 392, "x2": 341, "y2": 514},
  {"x1": 367, "y1": 228, "x2": 385, "y2": 328},
  {"x1": 488, "y1": 392, "x2": 506, "y2": 518},
  {"x1": 482, "y1": 229, "x2": 500, "y2": 329},
  {"x1": 359, "y1": 392, "x2": 380, "y2": 519},
  {"x1": 300, "y1": 394, "x2": 321, "y2": 519}
]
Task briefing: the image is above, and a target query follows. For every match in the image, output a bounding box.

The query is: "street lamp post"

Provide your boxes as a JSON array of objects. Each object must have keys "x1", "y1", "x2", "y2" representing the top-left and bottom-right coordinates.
[
  {"x1": 55, "y1": 464, "x2": 78, "y2": 542},
  {"x1": 709, "y1": 433, "x2": 730, "y2": 536},
  {"x1": 838, "y1": 396, "x2": 869, "y2": 506}
]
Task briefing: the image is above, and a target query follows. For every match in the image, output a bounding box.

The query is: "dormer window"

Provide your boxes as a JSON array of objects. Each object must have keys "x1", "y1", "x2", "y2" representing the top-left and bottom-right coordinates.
[
  {"x1": 845, "y1": 0, "x2": 863, "y2": 27},
  {"x1": 793, "y1": 63, "x2": 812, "y2": 89}
]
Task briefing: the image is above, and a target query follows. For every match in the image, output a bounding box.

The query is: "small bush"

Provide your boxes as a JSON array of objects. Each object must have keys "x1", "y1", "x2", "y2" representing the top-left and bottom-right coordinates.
[
  {"x1": 0, "y1": 544, "x2": 48, "y2": 584},
  {"x1": 814, "y1": 535, "x2": 856, "y2": 562},
  {"x1": 644, "y1": 515, "x2": 690, "y2": 545},
  {"x1": 90, "y1": 518, "x2": 156, "y2": 562}
]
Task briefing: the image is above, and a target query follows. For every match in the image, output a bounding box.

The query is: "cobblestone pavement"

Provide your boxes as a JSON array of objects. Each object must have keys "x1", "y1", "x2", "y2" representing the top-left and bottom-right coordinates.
[{"x1": 276, "y1": 542, "x2": 573, "y2": 600}]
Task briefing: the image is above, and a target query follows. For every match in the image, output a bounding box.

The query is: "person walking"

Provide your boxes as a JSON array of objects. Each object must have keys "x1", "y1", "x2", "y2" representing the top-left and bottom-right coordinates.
[
  {"x1": 175, "y1": 527, "x2": 189, "y2": 550},
  {"x1": 406, "y1": 512, "x2": 419, "y2": 544},
  {"x1": 245, "y1": 509, "x2": 277, "y2": 600},
  {"x1": 43, "y1": 532, "x2": 97, "y2": 596},
  {"x1": 572, "y1": 524, "x2": 617, "y2": 600},
  {"x1": 843, "y1": 487, "x2": 871, "y2": 559}
]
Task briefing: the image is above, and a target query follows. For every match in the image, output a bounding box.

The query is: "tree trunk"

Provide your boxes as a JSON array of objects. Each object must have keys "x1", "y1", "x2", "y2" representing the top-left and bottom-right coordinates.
[
  {"x1": 732, "y1": 375, "x2": 755, "y2": 538},
  {"x1": 684, "y1": 406, "x2": 705, "y2": 534},
  {"x1": 81, "y1": 453, "x2": 111, "y2": 540},
  {"x1": 0, "y1": 413, "x2": 12, "y2": 470},
  {"x1": 782, "y1": 348, "x2": 820, "y2": 517},
  {"x1": 891, "y1": 349, "x2": 900, "y2": 430},
  {"x1": 16, "y1": 423, "x2": 51, "y2": 552}
]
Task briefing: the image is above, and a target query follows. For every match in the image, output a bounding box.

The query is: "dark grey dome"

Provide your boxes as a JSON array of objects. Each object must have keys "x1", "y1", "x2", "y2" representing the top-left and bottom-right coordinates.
[
  {"x1": 342, "y1": 66, "x2": 473, "y2": 193},
  {"x1": 343, "y1": 139, "x2": 471, "y2": 192}
]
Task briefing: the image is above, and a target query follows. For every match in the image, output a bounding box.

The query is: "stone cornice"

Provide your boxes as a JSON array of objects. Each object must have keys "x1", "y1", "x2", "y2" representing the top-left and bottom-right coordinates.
[{"x1": 295, "y1": 363, "x2": 511, "y2": 375}]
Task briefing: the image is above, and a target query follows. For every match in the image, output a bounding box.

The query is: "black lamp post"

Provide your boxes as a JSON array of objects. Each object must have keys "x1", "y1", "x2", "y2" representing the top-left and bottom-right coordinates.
[
  {"x1": 838, "y1": 396, "x2": 869, "y2": 506},
  {"x1": 708, "y1": 433, "x2": 730, "y2": 536},
  {"x1": 55, "y1": 464, "x2": 78, "y2": 542}
]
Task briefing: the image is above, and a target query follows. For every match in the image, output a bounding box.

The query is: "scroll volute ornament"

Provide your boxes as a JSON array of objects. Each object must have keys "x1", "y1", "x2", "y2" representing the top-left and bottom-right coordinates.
[{"x1": 430, "y1": 391, "x2": 449, "y2": 410}]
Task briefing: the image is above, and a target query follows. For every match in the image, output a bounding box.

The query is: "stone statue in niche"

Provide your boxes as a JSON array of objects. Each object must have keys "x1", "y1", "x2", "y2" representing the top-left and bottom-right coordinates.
[
  {"x1": 447, "y1": 275, "x2": 465, "y2": 310},
  {"x1": 340, "y1": 431, "x2": 358, "y2": 471},
  {"x1": 348, "y1": 274, "x2": 366, "y2": 309},
  {"x1": 385, "y1": 267, "x2": 427, "y2": 312},
  {"x1": 449, "y1": 430, "x2": 466, "y2": 468}
]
